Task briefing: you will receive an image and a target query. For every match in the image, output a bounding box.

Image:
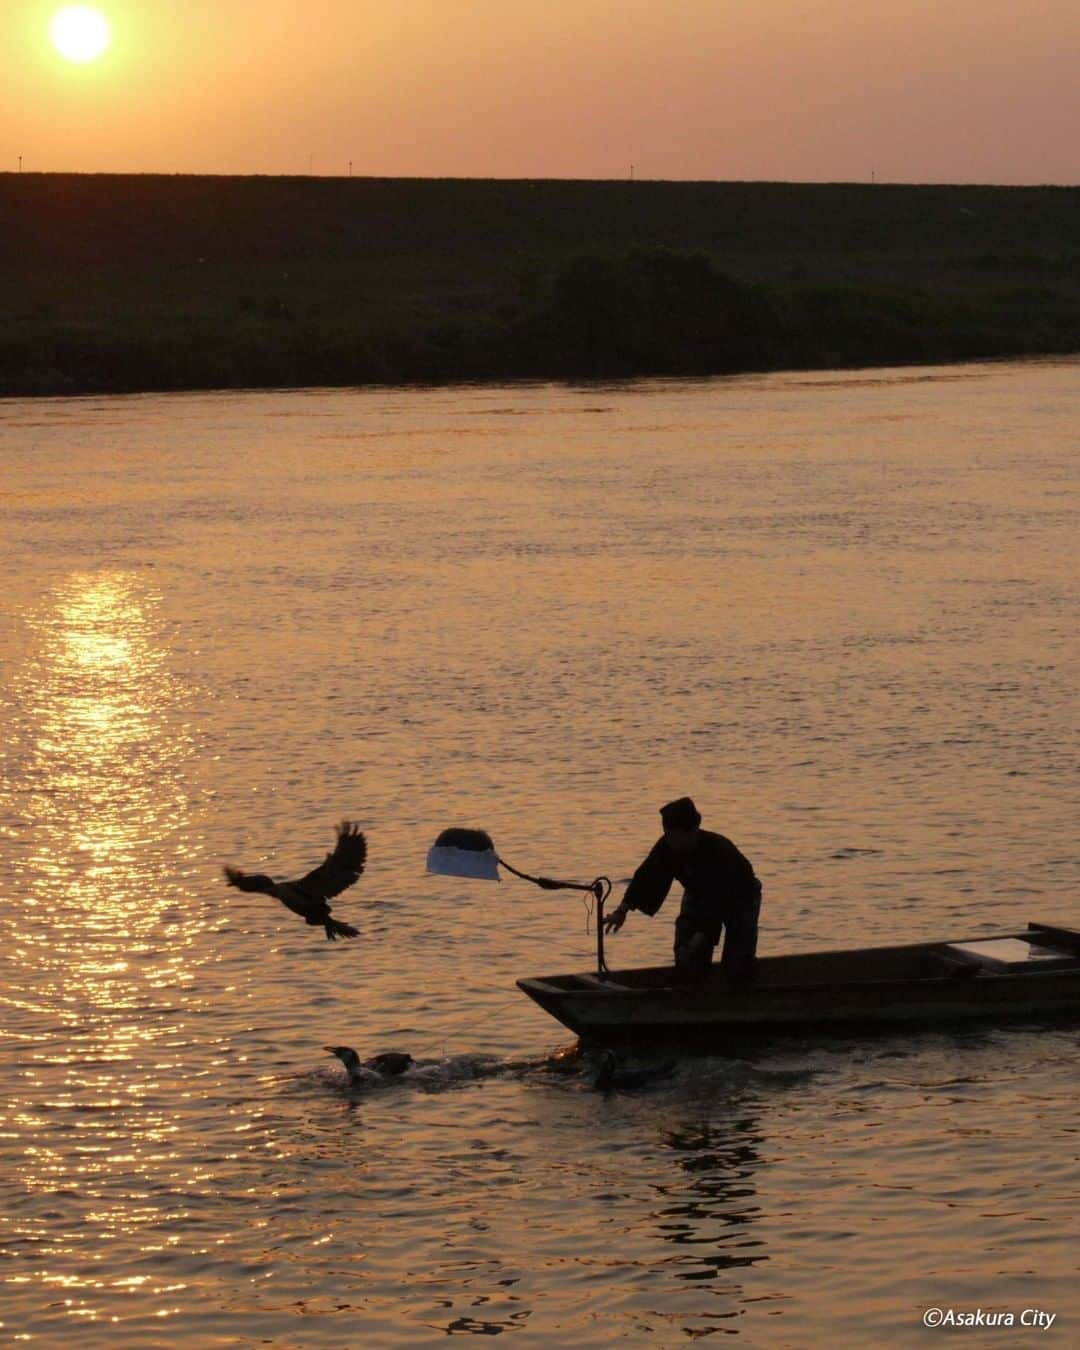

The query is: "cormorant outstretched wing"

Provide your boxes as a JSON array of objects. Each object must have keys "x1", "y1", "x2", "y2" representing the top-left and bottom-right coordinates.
[{"x1": 292, "y1": 821, "x2": 367, "y2": 900}]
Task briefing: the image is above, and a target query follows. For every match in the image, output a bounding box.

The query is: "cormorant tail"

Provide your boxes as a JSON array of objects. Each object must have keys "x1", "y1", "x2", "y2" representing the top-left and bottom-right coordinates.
[{"x1": 324, "y1": 918, "x2": 359, "y2": 940}]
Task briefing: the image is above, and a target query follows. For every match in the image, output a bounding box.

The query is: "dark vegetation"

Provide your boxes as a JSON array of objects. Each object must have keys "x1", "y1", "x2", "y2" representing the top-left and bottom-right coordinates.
[{"x1": 2, "y1": 174, "x2": 1079, "y2": 395}]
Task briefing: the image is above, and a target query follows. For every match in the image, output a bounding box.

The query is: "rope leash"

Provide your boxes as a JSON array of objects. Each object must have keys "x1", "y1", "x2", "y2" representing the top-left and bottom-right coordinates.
[{"x1": 497, "y1": 857, "x2": 612, "y2": 974}]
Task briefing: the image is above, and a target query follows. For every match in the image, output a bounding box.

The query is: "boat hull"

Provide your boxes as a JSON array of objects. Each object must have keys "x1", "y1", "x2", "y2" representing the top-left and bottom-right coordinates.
[{"x1": 516, "y1": 924, "x2": 1080, "y2": 1045}]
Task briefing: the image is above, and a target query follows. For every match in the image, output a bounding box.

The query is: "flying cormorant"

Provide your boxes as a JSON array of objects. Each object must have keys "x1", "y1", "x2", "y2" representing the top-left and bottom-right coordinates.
[
  {"x1": 224, "y1": 820, "x2": 366, "y2": 940},
  {"x1": 325, "y1": 1045, "x2": 414, "y2": 1084}
]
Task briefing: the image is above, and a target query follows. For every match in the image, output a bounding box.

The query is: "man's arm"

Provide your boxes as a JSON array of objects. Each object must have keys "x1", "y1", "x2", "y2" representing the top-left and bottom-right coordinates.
[{"x1": 604, "y1": 840, "x2": 674, "y2": 931}]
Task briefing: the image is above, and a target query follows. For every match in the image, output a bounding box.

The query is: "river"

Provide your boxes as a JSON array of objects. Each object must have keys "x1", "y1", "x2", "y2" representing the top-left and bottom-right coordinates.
[{"x1": 1, "y1": 360, "x2": 1077, "y2": 1345}]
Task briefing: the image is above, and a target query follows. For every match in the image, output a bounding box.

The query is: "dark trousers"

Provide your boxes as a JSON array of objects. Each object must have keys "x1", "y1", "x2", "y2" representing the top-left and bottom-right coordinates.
[{"x1": 674, "y1": 890, "x2": 761, "y2": 982}]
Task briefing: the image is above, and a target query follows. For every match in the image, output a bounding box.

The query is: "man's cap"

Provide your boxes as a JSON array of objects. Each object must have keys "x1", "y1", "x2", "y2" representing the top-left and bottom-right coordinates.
[{"x1": 660, "y1": 796, "x2": 701, "y2": 830}]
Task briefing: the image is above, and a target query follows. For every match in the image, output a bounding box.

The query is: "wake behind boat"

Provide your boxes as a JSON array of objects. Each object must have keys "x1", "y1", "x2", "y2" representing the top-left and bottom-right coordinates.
[{"x1": 517, "y1": 922, "x2": 1080, "y2": 1044}]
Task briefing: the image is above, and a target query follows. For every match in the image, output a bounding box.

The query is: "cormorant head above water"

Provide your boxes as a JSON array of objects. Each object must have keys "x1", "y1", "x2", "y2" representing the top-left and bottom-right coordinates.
[
  {"x1": 223, "y1": 820, "x2": 366, "y2": 941},
  {"x1": 594, "y1": 1049, "x2": 676, "y2": 1092},
  {"x1": 325, "y1": 1045, "x2": 414, "y2": 1083}
]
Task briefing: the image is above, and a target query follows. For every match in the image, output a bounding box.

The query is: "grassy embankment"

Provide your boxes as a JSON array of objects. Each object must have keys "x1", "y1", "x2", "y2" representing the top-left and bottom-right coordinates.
[{"x1": 2, "y1": 174, "x2": 1079, "y2": 395}]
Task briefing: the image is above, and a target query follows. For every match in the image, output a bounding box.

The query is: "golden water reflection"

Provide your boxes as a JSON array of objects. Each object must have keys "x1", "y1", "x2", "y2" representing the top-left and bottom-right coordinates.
[
  {"x1": 2, "y1": 572, "x2": 203, "y2": 1246},
  {"x1": 14, "y1": 572, "x2": 193, "y2": 953}
]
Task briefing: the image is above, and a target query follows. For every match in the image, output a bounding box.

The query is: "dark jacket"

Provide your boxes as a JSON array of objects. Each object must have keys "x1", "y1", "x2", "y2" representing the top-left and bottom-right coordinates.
[{"x1": 623, "y1": 830, "x2": 761, "y2": 926}]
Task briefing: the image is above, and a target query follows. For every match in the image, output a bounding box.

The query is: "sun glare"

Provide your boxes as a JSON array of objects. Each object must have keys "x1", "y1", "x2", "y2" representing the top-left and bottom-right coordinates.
[{"x1": 51, "y1": 6, "x2": 111, "y2": 63}]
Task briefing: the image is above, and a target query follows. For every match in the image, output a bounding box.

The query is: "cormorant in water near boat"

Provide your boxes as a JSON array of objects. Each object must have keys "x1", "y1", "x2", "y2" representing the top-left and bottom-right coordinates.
[
  {"x1": 593, "y1": 1050, "x2": 676, "y2": 1092},
  {"x1": 224, "y1": 820, "x2": 366, "y2": 940},
  {"x1": 325, "y1": 1045, "x2": 414, "y2": 1083}
]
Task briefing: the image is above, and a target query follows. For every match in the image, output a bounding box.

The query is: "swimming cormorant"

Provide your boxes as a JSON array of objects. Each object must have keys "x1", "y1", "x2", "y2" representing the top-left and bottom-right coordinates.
[
  {"x1": 224, "y1": 820, "x2": 366, "y2": 940},
  {"x1": 325, "y1": 1045, "x2": 414, "y2": 1084},
  {"x1": 593, "y1": 1049, "x2": 676, "y2": 1092}
]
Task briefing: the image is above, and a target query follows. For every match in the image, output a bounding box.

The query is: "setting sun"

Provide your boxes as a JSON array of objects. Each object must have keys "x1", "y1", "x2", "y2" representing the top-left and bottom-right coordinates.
[{"x1": 50, "y1": 5, "x2": 110, "y2": 63}]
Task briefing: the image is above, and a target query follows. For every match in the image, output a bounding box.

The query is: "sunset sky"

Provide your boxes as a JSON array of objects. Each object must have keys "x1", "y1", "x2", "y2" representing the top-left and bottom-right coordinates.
[{"x1": 5, "y1": 1, "x2": 1079, "y2": 183}]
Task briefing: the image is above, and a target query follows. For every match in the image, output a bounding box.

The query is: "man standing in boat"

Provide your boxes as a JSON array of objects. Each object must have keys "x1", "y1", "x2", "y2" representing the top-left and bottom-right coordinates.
[{"x1": 603, "y1": 797, "x2": 762, "y2": 982}]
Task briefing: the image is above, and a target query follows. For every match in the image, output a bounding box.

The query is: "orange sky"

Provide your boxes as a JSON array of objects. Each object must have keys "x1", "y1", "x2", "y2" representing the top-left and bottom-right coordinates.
[{"x1": 5, "y1": 1, "x2": 1079, "y2": 182}]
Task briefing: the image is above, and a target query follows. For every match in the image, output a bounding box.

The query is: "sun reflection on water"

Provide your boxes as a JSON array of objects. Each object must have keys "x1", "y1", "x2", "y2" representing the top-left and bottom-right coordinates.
[
  {"x1": 0, "y1": 571, "x2": 207, "y2": 1303},
  {"x1": 10, "y1": 572, "x2": 194, "y2": 953}
]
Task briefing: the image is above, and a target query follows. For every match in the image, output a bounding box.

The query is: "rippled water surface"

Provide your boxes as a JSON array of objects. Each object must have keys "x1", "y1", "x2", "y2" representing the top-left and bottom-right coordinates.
[{"x1": 1, "y1": 362, "x2": 1077, "y2": 1346}]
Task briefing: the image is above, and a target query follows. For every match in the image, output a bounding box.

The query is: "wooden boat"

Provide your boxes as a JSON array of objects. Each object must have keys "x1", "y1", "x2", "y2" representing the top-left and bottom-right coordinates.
[{"x1": 516, "y1": 922, "x2": 1080, "y2": 1045}]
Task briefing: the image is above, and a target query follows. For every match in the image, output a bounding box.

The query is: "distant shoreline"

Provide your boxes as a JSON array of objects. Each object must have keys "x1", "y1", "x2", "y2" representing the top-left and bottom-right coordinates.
[{"x1": 2, "y1": 174, "x2": 1078, "y2": 398}]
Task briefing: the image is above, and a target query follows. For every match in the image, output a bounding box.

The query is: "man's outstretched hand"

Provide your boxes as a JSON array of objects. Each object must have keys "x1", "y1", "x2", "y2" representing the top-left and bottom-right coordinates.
[{"x1": 603, "y1": 903, "x2": 629, "y2": 933}]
